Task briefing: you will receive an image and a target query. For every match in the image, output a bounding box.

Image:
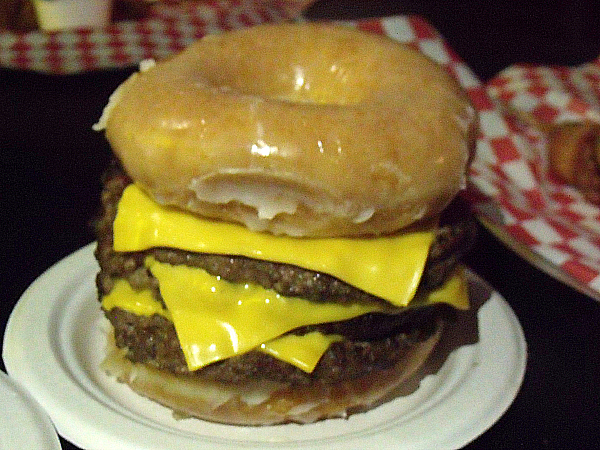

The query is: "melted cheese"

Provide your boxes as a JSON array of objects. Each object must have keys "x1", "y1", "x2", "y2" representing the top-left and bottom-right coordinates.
[{"x1": 113, "y1": 184, "x2": 436, "y2": 307}]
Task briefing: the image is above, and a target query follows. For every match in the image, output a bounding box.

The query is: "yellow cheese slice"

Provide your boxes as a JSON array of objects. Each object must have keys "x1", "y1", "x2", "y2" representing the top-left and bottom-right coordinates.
[
  {"x1": 106, "y1": 184, "x2": 469, "y2": 374},
  {"x1": 420, "y1": 266, "x2": 470, "y2": 310},
  {"x1": 113, "y1": 184, "x2": 436, "y2": 307},
  {"x1": 102, "y1": 279, "x2": 170, "y2": 319},
  {"x1": 259, "y1": 332, "x2": 344, "y2": 373},
  {"x1": 146, "y1": 257, "x2": 383, "y2": 371}
]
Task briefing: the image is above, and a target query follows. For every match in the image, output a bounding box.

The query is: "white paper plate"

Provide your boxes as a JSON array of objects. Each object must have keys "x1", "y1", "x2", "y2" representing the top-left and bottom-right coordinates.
[
  {"x1": 0, "y1": 370, "x2": 61, "y2": 450},
  {"x1": 3, "y1": 244, "x2": 526, "y2": 450}
]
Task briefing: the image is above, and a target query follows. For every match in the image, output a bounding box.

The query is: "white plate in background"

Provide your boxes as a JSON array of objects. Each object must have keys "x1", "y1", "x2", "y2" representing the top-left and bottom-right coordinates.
[{"x1": 0, "y1": 370, "x2": 61, "y2": 450}]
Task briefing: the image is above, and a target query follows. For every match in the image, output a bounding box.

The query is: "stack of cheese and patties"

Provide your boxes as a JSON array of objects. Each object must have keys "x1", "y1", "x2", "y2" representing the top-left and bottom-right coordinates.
[{"x1": 93, "y1": 23, "x2": 478, "y2": 425}]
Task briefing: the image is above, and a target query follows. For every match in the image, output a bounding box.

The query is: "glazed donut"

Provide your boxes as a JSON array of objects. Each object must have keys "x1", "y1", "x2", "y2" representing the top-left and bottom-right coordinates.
[
  {"x1": 95, "y1": 23, "x2": 476, "y2": 237},
  {"x1": 102, "y1": 320, "x2": 443, "y2": 425}
]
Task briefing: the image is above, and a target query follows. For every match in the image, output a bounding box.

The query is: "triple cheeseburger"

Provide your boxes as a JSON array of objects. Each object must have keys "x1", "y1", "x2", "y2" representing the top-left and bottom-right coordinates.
[{"x1": 93, "y1": 23, "x2": 478, "y2": 425}]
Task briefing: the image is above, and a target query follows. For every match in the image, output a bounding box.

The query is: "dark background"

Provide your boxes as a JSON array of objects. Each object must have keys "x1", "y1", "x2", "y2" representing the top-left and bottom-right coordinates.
[
  {"x1": 1, "y1": 1, "x2": 599, "y2": 449},
  {"x1": 306, "y1": 0, "x2": 600, "y2": 81}
]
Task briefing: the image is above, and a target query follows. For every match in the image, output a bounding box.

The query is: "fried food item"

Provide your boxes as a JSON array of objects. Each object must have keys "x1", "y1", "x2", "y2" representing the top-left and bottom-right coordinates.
[{"x1": 547, "y1": 122, "x2": 600, "y2": 204}]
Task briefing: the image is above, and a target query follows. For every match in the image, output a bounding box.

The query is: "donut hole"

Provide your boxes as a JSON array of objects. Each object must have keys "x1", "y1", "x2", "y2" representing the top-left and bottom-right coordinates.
[
  {"x1": 194, "y1": 47, "x2": 372, "y2": 106},
  {"x1": 204, "y1": 63, "x2": 369, "y2": 106},
  {"x1": 270, "y1": 64, "x2": 368, "y2": 105},
  {"x1": 188, "y1": 24, "x2": 388, "y2": 106}
]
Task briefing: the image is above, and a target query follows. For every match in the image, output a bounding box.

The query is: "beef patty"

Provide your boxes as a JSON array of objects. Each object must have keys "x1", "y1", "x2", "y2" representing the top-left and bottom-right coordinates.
[{"x1": 94, "y1": 161, "x2": 475, "y2": 385}]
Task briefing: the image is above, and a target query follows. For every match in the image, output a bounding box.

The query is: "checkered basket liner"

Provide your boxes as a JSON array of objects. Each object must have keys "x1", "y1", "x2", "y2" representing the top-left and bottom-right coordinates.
[{"x1": 480, "y1": 58, "x2": 600, "y2": 299}]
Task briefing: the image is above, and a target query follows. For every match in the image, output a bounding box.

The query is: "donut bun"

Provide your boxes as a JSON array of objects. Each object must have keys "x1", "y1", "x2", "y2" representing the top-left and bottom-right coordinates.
[
  {"x1": 102, "y1": 321, "x2": 442, "y2": 425},
  {"x1": 96, "y1": 23, "x2": 476, "y2": 237}
]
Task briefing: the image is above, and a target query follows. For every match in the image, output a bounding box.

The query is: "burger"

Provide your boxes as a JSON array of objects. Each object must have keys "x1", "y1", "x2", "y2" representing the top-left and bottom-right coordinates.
[{"x1": 92, "y1": 23, "x2": 478, "y2": 425}]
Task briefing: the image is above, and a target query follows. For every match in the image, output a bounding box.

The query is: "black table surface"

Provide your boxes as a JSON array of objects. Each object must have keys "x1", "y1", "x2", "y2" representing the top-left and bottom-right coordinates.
[{"x1": 1, "y1": 1, "x2": 599, "y2": 449}]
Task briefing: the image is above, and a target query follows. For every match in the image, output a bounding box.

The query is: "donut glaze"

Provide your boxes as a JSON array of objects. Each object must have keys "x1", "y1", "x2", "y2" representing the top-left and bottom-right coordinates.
[{"x1": 98, "y1": 23, "x2": 477, "y2": 236}]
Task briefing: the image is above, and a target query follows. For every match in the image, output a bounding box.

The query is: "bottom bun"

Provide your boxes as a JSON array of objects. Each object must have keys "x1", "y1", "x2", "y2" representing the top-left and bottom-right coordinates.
[{"x1": 101, "y1": 322, "x2": 443, "y2": 426}]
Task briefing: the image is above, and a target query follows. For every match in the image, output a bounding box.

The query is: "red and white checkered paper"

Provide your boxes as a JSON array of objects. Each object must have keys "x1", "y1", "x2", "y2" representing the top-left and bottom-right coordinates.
[
  {"x1": 2, "y1": 4, "x2": 599, "y2": 300},
  {"x1": 0, "y1": 0, "x2": 304, "y2": 73},
  {"x1": 479, "y1": 59, "x2": 600, "y2": 300}
]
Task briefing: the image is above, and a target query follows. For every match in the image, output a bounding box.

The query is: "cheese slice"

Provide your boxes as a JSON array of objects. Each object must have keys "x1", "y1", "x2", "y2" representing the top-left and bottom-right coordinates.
[
  {"x1": 146, "y1": 257, "x2": 384, "y2": 370},
  {"x1": 259, "y1": 332, "x2": 344, "y2": 373},
  {"x1": 418, "y1": 265, "x2": 470, "y2": 310},
  {"x1": 102, "y1": 279, "x2": 170, "y2": 319},
  {"x1": 113, "y1": 184, "x2": 436, "y2": 307}
]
